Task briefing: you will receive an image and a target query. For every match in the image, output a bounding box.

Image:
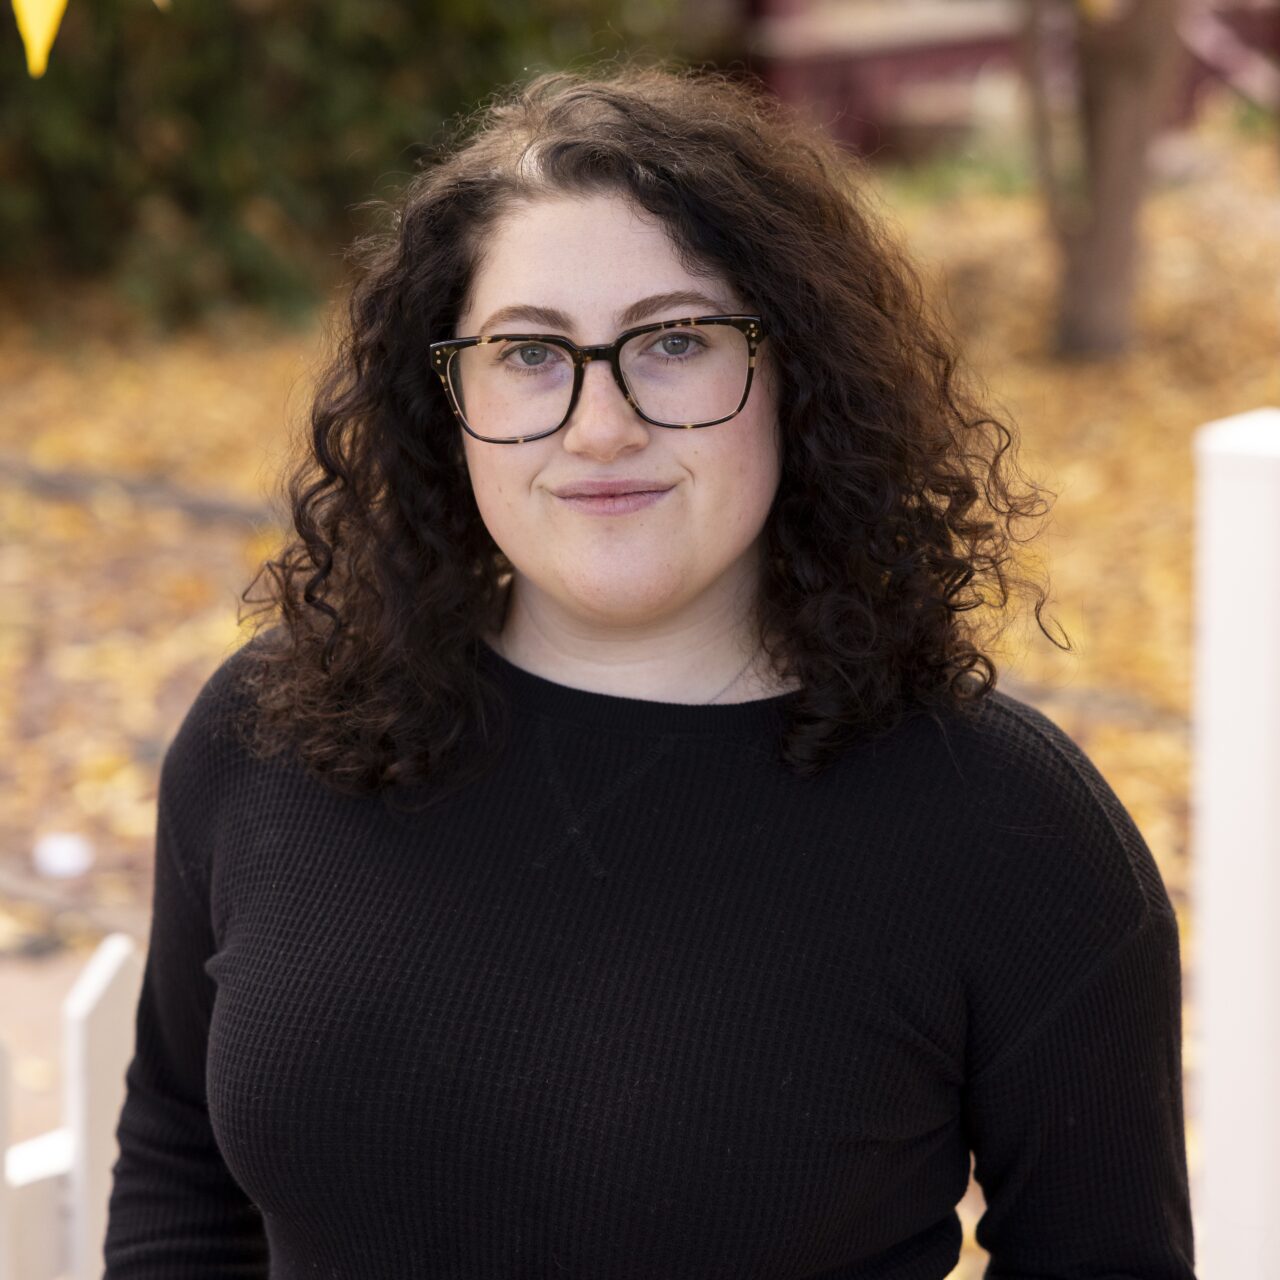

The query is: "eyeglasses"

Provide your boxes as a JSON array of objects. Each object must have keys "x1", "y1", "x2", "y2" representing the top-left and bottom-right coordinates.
[{"x1": 428, "y1": 314, "x2": 766, "y2": 444}]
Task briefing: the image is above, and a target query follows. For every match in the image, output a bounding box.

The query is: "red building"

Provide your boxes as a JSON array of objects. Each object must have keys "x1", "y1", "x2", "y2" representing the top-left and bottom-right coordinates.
[{"x1": 740, "y1": 0, "x2": 1280, "y2": 160}]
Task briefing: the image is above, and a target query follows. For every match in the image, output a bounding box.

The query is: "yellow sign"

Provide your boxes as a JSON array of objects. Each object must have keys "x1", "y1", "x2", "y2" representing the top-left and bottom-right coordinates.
[
  {"x1": 14, "y1": 0, "x2": 169, "y2": 78},
  {"x1": 12, "y1": 0, "x2": 69, "y2": 77}
]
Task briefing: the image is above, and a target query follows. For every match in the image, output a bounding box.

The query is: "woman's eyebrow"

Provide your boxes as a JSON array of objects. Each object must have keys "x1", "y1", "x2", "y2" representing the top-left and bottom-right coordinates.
[{"x1": 476, "y1": 289, "x2": 735, "y2": 336}]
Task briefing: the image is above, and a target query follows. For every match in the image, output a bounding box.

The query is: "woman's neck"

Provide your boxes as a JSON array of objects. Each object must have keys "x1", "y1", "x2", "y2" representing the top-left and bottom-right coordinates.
[{"x1": 483, "y1": 625, "x2": 799, "y2": 705}]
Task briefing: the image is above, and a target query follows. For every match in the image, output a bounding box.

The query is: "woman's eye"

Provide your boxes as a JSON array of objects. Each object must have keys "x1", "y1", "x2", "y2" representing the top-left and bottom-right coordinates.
[
  {"x1": 652, "y1": 332, "x2": 702, "y2": 358},
  {"x1": 505, "y1": 343, "x2": 554, "y2": 368}
]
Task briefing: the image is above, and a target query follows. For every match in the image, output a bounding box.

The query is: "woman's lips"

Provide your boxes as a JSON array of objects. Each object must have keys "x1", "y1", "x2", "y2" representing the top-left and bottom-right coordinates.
[{"x1": 555, "y1": 488, "x2": 672, "y2": 515}]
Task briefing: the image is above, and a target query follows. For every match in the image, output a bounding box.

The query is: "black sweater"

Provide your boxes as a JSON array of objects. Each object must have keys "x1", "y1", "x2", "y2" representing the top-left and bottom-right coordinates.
[{"x1": 103, "y1": 638, "x2": 1196, "y2": 1279}]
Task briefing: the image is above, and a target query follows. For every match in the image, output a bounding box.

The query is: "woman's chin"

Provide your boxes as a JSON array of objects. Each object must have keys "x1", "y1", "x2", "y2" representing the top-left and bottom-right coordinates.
[{"x1": 555, "y1": 574, "x2": 691, "y2": 626}]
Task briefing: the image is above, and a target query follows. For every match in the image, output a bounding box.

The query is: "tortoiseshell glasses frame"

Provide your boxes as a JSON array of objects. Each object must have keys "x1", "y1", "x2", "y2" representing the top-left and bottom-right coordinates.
[{"x1": 427, "y1": 314, "x2": 766, "y2": 445}]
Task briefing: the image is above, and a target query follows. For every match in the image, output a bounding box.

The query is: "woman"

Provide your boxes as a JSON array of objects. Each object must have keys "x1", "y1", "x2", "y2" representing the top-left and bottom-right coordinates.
[{"x1": 104, "y1": 63, "x2": 1196, "y2": 1278}]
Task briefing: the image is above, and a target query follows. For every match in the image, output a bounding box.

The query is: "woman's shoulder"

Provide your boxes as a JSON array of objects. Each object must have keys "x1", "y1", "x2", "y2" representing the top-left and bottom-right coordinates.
[
  {"x1": 808, "y1": 683, "x2": 1174, "y2": 1013},
  {"x1": 909, "y1": 683, "x2": 1179, "y2": 1024},
  {"x1": 925, "y1": 685, "x2": 1169, "y2": 911},
  {"x1": 172, "y1": 629, "x2": 268, "y2": 741},
  {"x1": 159, "y1": 631, "x2": 277, "y2": 811},
  {"x1": 936, "y1": 687, "x2": 1164, "y2": 890},
  {"x1": 911, "y1": 686, "x2": 1186, "y2": 1087}
]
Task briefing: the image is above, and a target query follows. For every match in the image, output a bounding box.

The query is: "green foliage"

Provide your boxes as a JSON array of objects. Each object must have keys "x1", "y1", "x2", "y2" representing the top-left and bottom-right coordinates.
[{"x1": 0, "y1": 0, "x2": 737, "y2": 329}]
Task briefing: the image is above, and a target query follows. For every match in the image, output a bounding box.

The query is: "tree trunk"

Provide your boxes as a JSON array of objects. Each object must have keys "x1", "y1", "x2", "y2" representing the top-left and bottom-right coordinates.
[{"x1": 1024, "y1": 0, "x2": 1185, "y2": 358}]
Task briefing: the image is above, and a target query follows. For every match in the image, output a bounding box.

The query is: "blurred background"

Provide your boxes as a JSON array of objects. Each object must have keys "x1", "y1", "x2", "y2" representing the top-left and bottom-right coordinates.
[{"x1": 1, "y1": 1, "x2": 1277, "y2": 1276}]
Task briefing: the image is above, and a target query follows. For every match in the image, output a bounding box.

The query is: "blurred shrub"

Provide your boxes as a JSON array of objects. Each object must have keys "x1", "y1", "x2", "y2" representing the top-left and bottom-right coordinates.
[{"x1": 0, "y1": 0, "x2": 738, "y2": 329}]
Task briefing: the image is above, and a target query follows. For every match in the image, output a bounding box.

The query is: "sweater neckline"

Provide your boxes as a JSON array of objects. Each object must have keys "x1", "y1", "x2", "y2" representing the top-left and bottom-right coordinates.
[{"x1": 478, "y1": 637, "x2": 802, "y2": 741}]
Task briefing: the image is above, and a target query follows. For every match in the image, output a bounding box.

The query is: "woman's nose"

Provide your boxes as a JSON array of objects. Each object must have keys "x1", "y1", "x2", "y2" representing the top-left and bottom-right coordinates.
[{"x1": 560, "y1": 355, "x2": 648, "y2": 448}]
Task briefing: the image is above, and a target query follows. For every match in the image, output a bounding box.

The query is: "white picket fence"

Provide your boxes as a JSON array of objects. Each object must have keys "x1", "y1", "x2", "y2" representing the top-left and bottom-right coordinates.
[
  {"x1": 1, "y1": 934, "x2": 142, "y2": 1280},
  {"x1": 1, "y1": 405, "x2": 1278, "y2": 1278}
]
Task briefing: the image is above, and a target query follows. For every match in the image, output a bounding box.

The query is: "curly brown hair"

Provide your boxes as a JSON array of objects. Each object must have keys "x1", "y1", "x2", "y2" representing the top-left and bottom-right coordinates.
[{"x1": 233, "y1": 57, "x2": 1067, "y2": 811}]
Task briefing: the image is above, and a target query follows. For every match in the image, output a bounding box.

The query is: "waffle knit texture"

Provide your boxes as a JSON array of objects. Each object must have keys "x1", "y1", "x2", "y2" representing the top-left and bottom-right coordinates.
[{"x1": 103, "y1": 637, "x2": 1196, "y2": 1278}]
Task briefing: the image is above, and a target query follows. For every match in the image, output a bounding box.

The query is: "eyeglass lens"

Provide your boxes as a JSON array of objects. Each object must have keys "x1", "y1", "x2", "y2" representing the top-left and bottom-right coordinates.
[{"x1": 449, "y1": 322, "x2": 750, "y2": 440}]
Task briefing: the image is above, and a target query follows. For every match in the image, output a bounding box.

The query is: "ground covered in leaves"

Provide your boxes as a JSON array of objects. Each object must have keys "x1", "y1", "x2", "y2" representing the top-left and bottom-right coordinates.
[{"x1": 1, "y1": 94, "x2": 1275, "y2": 1273}]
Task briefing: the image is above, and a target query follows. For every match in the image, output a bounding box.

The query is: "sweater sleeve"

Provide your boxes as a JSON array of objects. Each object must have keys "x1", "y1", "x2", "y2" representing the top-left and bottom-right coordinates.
[
  {"x1": 961, "y1": 900, "x2": 1196, "y2": 1278},
  {"x1": 102, "y1": 702, "x2": 269, "y2": 1277}
]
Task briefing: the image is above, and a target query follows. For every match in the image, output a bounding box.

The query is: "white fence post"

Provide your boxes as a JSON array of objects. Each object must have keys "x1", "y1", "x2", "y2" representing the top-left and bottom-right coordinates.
[
  {"x1": 1, "y1": 933, "x2": 143, "y2": 1280},
  {"x1": 1, "y1": 1039, "x2": 10, "y2": 1280},
  {"x1": 66, "y1": 933, "x2": 143, "y2": 1280},
  {"x1": 1192, "y1": 405, "x2": 1280, "y2": 1278}
]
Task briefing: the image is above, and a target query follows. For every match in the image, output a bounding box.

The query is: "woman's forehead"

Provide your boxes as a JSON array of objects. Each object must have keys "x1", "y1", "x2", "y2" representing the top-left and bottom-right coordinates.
[{"x1": 461, "y1": 196, "x2": 741, "y2": 334}]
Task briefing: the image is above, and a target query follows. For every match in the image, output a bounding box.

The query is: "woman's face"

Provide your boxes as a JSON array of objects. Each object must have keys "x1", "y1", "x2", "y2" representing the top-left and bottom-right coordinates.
[{"x1": 455, "y1": 190, "x2": 781, "y2": 633}]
